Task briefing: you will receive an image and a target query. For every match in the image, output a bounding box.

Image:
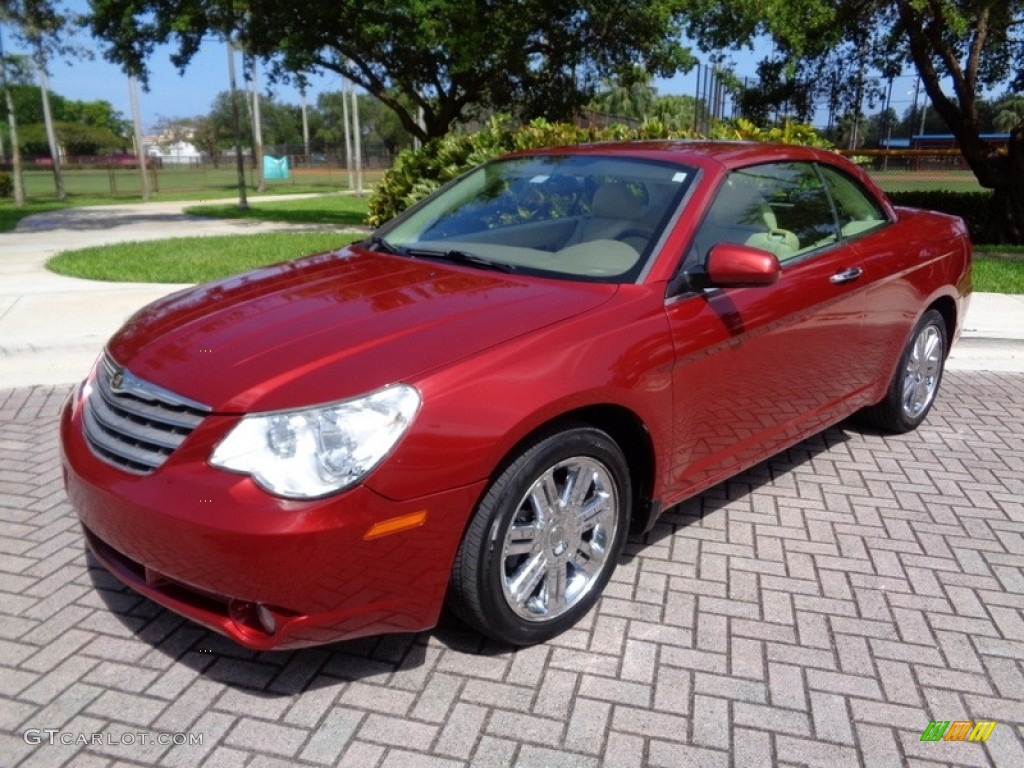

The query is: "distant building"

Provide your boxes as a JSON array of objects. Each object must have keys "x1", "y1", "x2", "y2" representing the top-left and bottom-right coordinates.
[
  {"x1": 140, "y1": 131, "x2": 204, "y2": 165},
  {"x1": 878, "y1": 137, "x2": 911, "y2": 149},
  {"x1": 147, "y1": 140, "x2": 203, "y2": 165}
]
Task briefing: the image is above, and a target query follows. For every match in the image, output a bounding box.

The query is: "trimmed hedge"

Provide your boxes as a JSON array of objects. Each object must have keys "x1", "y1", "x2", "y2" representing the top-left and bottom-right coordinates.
[
  {"x1": 366, "y1": 117, "x2": 830, "y2": 228},
  {"x1": 887, "y1": 190, "x2": 995, "y2": 244}
]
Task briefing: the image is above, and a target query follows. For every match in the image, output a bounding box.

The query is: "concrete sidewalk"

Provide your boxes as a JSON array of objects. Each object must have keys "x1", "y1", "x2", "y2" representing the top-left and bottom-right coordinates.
[
  {"x1": 947, "y1": 292, "x2": 1024, "y2": 372},
  {"x1": 1, "y1": 199, "x2": 1022, "y2": 388}
]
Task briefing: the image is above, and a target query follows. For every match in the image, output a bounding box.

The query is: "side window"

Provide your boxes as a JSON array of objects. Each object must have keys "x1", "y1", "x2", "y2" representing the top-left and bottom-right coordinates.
[
  {"x1": 756, "y1": 163, "x2": 839, "y2": 256},
  {"x1": 818, "y1": 165, "x2": 889, "y2": 238},
  {"x1": 691, "y1": 162, "x2": 840, "y2": 265}
]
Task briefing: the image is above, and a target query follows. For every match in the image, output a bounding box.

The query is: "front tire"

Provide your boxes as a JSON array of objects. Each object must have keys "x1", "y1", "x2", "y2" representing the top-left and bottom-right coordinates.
[
  {"x1": 449, "y1": 425, "x2": 631, "y2": 645},
  {"x1": 861, "y1": 308, "x2": 947, "y2": 433}
]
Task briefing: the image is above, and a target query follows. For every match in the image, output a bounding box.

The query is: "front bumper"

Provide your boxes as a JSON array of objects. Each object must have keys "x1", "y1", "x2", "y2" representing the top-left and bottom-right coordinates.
[{"x1": 60, "y1": 386, "x2": 485, "y2": 650}]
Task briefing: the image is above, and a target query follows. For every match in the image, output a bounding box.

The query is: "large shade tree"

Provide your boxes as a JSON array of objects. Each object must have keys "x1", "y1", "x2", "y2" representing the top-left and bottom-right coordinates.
[
  {"x1": 685, "y1": 0, "x2": 1024, "y2": 243},
  {"x1": 88, "y1": 0, "x2": 696, "y2": 143}
]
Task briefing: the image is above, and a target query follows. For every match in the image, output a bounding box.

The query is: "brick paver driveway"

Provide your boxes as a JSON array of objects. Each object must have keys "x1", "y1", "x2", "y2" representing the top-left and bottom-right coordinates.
[{"x1": 2, "y1": 372, "x2": 1023, "y2": 767}]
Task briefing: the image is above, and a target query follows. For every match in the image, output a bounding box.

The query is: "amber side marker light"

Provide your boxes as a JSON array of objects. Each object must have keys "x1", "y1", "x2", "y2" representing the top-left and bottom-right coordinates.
[{"x1": 364, "y1": 510, "x2": 429, "y2": 540}]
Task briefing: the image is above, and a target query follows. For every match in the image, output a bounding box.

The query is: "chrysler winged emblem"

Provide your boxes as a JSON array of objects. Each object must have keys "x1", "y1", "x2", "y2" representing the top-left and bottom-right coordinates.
[{"x1": 105, "y1": 361, "x2": 209, "y2": 411}]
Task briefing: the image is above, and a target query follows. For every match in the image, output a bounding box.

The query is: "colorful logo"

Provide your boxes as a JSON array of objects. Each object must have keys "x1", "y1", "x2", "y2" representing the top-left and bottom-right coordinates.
[{"x1": 920, "y1": 720, "x2": 996, "y2": 742}]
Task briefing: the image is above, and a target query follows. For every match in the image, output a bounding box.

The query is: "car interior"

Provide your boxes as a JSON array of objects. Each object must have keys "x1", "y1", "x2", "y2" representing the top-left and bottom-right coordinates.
[{"x1": 385, "y1": 156, "x2": 695, "y2": 280}]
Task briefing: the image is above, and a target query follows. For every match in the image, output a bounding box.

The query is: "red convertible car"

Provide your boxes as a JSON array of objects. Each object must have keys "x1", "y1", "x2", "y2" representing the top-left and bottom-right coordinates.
[{"x1": 60, "y1": 141, "x2": 972, "y2": 649}]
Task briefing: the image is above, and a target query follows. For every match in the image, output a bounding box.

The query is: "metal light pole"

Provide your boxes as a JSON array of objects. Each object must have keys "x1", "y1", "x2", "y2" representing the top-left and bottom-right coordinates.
[
  {"x1": 341, "y1": 76, "x2": 353, "y2": 191},
  {"x1": 300, "y1": 87, "x2": 310, "y2": 162},
  {"x1": 250, "y1": 56, "x2": 265, "y2": 193},
  {"x1": 351, "y1": 86, "x2": 363, "y2": 197}
]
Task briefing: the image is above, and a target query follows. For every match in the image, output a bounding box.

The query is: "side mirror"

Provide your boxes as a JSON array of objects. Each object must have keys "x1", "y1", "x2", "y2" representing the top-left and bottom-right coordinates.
[{"x1": 705, "y1": 243, "x2": 781, "y2": 287}]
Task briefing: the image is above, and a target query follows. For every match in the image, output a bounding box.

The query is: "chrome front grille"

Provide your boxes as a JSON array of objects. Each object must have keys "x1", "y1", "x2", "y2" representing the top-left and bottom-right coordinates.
[{"x1": 82, "y1": 355, "x2": 210, "y2": 474}]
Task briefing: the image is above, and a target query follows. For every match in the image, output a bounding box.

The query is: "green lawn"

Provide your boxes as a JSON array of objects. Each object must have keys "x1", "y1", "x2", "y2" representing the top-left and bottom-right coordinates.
[
  {"x1": 46, "y1": 232, "x2": 363, "y2": 283},
  {"x1": 185, "y1": 195, "x2": 370, "y2": 227},
  {"x1": 0, "y1": 165, "x2": 379, "y2": 232},
  {"x1": 973, "y1": 255, "x2": 1024, "y2": 294},
  {"x1": 16, "y1": 166, "x2": 364, "y2": 198},
  {"x1": 868, "y1": 169, "x2": 985, "y2": 194},
  {"x1": 976, "y1": 244, "x2": 1024, "y2": 256}
]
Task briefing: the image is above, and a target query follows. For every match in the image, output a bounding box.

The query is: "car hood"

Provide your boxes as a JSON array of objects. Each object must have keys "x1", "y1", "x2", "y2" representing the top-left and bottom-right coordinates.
[{"x1": 106, "y1": 247, "x2": 616, "y2": 412}]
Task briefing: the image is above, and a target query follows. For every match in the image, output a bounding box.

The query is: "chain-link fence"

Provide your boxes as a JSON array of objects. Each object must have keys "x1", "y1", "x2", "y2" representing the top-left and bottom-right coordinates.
[
  {"x1": 6, "y1": 140, "x2": 397, "y2": 199},
  {"x1": 8, "y1": 146, "x2": 993, "y2": 203}
]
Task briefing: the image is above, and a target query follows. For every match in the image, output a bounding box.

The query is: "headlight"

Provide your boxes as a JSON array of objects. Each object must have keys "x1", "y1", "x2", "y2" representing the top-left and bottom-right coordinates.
[{"x1": 210, "y1": 384, "x2": 420, "y2": 499}]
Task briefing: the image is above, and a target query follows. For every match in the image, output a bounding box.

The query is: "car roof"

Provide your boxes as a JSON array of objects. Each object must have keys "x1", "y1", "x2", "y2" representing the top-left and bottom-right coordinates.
[{"x1": 511, "y1": 140, "x2": 838, "y2": 172}]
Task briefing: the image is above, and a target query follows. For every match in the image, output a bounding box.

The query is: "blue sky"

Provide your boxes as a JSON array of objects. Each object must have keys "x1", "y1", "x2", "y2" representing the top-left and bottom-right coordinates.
[
  {"x1": 6, "y1": 3, "x2": 926, "y2": 133},
  {"x1": 12, "y1": 34, "x2": 779, "y2": 131}
]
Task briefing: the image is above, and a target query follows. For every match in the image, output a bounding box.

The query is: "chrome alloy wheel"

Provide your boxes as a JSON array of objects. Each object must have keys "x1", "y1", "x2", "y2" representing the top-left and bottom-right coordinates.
[
  {"x1": 901, "y1": 321, "x2": 943, "y2": 420},
  {"x1": 499, "y1": 456, "x2": 619, "y2": 622}
]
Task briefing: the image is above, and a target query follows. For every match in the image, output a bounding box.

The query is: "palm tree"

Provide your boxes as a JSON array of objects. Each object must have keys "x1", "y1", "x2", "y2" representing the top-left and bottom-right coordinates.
[
  {"x1": 33, "y1": 43, "x2": 65, "y2": 200},
  {"x1": 590, "y1": 67, "x2": 657, "y2": 121},
  {"x1": 0, "y1": 29, "x2": 28, "y2": 206}
]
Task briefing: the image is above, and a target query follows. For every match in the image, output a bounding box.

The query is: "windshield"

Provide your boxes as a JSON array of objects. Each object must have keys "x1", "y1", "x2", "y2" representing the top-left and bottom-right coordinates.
[{"x1": 378, "y1": 154, "x2": 696, "y2": 282}]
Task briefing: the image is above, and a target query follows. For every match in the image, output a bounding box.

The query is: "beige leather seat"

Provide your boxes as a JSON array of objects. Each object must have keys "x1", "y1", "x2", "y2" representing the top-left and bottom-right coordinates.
[
  {"x1": 571, "y1": 185, "x2": 650, "y2": 252},
  {"x1": 745, "y1": 206, "x2": 799, "y2": 261}
]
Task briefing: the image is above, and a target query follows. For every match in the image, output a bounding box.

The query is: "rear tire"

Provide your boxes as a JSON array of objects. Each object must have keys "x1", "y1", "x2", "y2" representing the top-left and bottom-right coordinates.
[
  {"x1": 860, "y1": 308, "x2": 947, "y2": 433},
  {"x1": 448, "y1": 425, "x2": 631, "y2": 646}
]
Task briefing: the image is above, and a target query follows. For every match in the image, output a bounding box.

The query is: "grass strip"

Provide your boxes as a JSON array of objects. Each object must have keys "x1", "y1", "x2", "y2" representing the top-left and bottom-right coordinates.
[
  {"x1": 46, "y1": 232, "x2": 362, "y2": 284},
  {"x1": 973, "y1": 257, "x2": 1024, "y2": 294},
  {"x1": 184, "y1": 195, "x2": 369, "y2": 227}
]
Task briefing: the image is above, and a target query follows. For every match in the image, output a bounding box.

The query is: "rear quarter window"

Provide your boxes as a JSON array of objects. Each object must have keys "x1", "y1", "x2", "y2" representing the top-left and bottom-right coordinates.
[{"x1": 819, "y1": 164, "x2": 889, "y2": 238}]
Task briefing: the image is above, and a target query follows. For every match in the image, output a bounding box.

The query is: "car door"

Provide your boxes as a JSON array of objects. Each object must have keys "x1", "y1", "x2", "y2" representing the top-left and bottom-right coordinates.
[
  {"x1": 815, "y1": 164, "x2": 934, "y2": 380},
  {"x1": 663, "y1": 161, "x2": 876, "y2": 500}
]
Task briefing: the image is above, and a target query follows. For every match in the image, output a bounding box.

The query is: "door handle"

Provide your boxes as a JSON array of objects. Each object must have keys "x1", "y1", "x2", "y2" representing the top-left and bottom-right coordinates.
[{"x1": 830, "y1": 267, "x2": 863, "y2": 284}]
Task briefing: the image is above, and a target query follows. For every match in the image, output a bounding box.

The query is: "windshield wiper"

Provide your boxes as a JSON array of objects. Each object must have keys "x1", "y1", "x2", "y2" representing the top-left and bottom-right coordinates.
[
  {"x1": 365, "y1": 235, "x2": 402, "y2": 255},
  {"x1": 404, "y1": 247, "x2": 517, "y2": 273}
]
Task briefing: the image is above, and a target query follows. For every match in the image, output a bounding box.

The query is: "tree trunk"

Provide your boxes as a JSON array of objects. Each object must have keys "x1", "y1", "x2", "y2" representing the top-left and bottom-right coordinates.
[
  {"x1": 35, "y1": 47, "x2": 66, "y2": 202},
  {"x1": 958, "y1": 120, "x2": 1024, "y2": 245},
  {"x1": 3, "y1": 83, "x2": 26, "y2": 207},
  {"x1": 994, "y1": 122, "x2": 1024, "y2": 245},
  {"x1": 226, "y1": 41, "x2": 248, "y2": 211}
]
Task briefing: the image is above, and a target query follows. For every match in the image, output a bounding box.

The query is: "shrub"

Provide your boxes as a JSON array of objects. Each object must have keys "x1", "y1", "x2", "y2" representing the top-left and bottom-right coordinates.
[
  {"x1": 887, "y1": 190, "x2": 995, "y2": 244},
  {"x1": 0, "y1": 172, "x2": 12, "y2": 198},
  {"x1": 366, "y1": 117, "x2": 830, "y2": 227}
]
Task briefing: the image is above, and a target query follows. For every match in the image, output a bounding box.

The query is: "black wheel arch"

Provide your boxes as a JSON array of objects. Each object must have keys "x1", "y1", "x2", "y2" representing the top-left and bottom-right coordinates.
[
  {"x1": 928, "y1": 294, "x2": 958, "y2": 359},
  {"x1": 475, "y1": 404, "x2": 659, "y2": 538}
]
